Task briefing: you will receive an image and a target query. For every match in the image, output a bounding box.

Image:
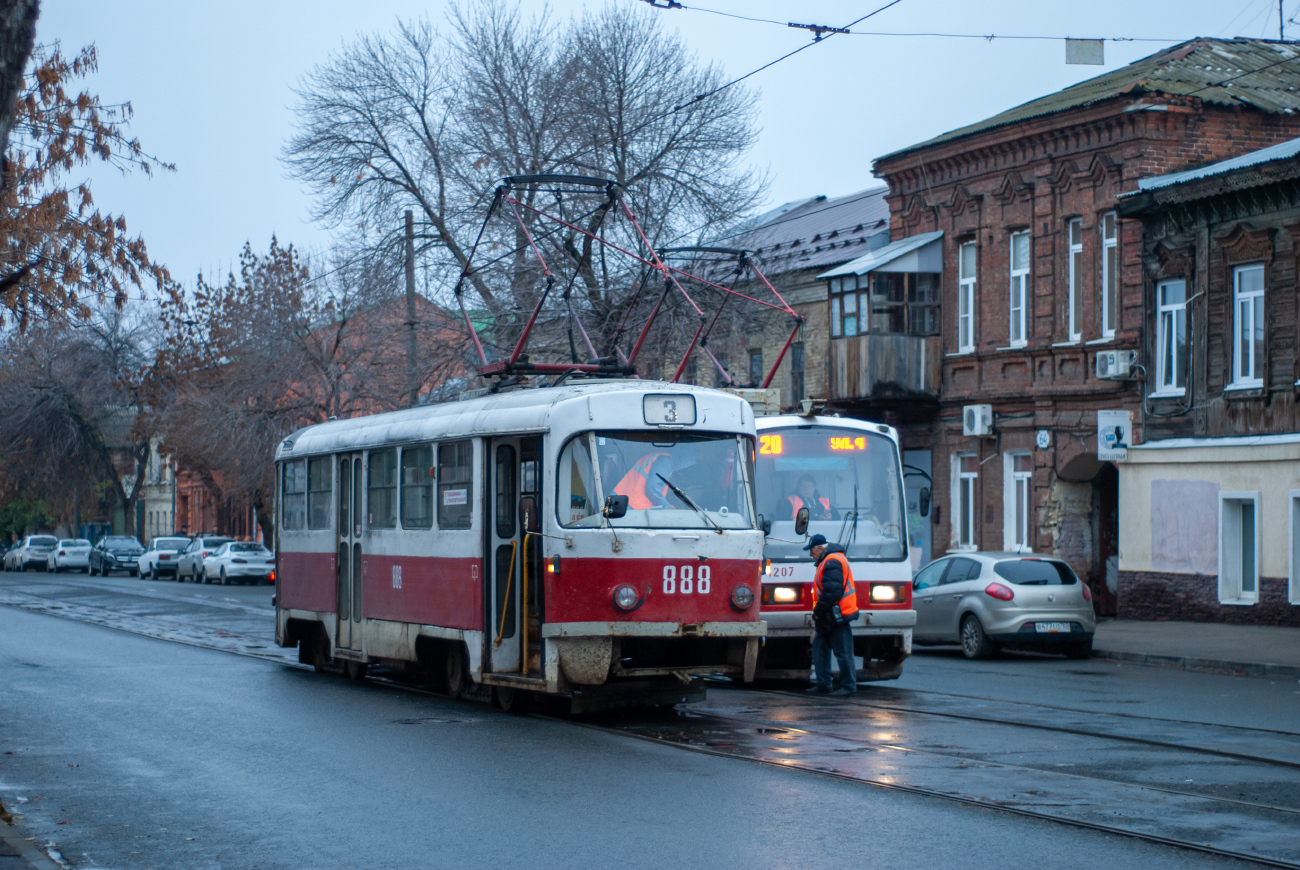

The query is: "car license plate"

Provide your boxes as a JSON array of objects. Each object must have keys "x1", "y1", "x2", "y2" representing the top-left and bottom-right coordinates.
[{"x1": 1035, "y1": 622, "x2": 1071, "y2": 633}]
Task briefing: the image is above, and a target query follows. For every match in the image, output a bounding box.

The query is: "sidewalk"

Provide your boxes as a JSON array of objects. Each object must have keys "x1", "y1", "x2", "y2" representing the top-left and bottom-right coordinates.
[{"x1": 1093, "y1": 619, "x2": 1300, "y2": 678}]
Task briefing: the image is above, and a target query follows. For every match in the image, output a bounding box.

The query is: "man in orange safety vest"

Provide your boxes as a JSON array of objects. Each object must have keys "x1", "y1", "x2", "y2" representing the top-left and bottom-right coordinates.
[
  {"x1": 805, "y1": 533, "x2": 859, "y2": 696},
  {"x1": 613, "y1": 453, "x2": 674, "y2": 510}
]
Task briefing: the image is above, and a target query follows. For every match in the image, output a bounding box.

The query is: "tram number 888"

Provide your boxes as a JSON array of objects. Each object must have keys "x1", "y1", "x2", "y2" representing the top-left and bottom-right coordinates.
[{"x1": 663, "y1": 564, "x2": 711, "y2": 595}]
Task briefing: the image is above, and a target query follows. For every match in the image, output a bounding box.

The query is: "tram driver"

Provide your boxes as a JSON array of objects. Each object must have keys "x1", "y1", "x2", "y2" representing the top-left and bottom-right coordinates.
[
  {"x1": 613, "y1": 453, "x2": 675, "y2": 509},
  {"x1": 783, "y1": 474, "x2": 837, "y2": 522}
]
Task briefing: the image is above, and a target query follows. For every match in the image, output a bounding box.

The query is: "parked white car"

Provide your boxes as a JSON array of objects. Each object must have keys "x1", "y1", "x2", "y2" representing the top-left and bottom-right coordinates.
[
  {"x1": 46, "y1": 539, "x2": 92, "y2": 573},
  {"x1": 203, "y1": 541, "x2": 275, "y2": 585},
  {"x1": 138, "y1": 536, "x2": 191, "y2": 580},
  {"x1": 4, "y1": 535, "x2": 59, "y2": 571},
  {"x1": 176, "y1": 536, "x2": 234, "y2": 583}
]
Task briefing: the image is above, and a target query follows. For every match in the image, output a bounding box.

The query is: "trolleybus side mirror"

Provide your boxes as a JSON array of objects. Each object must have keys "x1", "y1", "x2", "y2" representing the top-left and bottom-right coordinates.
[
  {"x1": 794, "y1": 506, "x2": 810, "y2": 537},
  {"x1": 758, "y1": 514, "x2": 771, "y2": 535},
  {"x1": 919, "y1": 487, "x2": 931, "y2": 518},
  {"x1": 603, "y1": 494, "x2": 629, "y2": 520},
  {"x1": 519, "y1": 496, "x2": 540, "y2": 534}
]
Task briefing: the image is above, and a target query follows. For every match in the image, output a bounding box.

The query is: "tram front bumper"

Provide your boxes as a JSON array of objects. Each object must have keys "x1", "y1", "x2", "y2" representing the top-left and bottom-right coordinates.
[
  {"x1": 761, "y1": 608, "x2": 916, "y2": 637},
  {"x1": 541, "y1": 621, "x2": 767, "y2": 638}
]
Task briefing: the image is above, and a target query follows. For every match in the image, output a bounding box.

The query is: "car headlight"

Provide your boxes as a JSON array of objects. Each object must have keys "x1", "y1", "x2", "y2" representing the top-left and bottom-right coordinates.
[
  {"x1": 612, "y1": 584, "x2": 640, "y2": 612},
  {"x1": 772, "y1": 586, "x2": 798, "y2": 603},
  {"x1": 730, "y1": 584, "x2": 755, "y2": 611}
]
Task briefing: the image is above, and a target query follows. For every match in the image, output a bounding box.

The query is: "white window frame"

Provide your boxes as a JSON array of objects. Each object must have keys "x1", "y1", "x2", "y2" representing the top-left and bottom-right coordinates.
[
  {"x1": 1101, "y1": 212, "x2": 1118, "y2": 338},
  {"x1": 1218, "y1": 491, "x2": 1260, "y2": 605},
  {"x1": 1231, "y1": 264, "x2": 1265, "y2": 388},
  {"x1": 1290, "y1": 490, "x2": 1300, "y2": 605},
  {"x1": 1153, "y1": 278, "x2": 1187, "y2": 396},
  {"x1": 958, "y1": 241, "x2": 977, "y2": 353},
  {"x1": 952, "y1": 453, "x2": 978, "y2": 551},
  {"x1": 1002, "y1": 452, "x2": 1033, "y2": 552},
  {"x1": 1067, "y1": 218, "x2": 1082, "y2": 342},
  {"x1": 1009, "y1": 231, "x2": 1029, "y2": 348}
]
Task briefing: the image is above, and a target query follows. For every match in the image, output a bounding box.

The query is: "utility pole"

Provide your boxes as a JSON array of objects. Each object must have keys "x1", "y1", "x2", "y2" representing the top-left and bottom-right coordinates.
[
  {"x1": 1283, "y1": 0, "x2": 1287, "y2": 40},
  {"x1": 405, "y1": 209, "x2": 418, "y2": 408}
]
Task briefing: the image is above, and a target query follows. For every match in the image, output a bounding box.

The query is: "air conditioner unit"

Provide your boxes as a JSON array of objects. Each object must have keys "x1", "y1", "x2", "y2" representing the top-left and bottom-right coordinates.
[
  {"x1": 1095, "y1": 350, "x2": 1138, "y2": 380},
  {"x1": 962, "y1": 404, "x2": 993, "y2": 437}
]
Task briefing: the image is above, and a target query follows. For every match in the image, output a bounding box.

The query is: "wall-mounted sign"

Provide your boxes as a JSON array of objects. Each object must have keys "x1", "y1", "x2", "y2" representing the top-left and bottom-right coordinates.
[
  {"x1": 1035, "y1": 429, "x2": 1051, "y2": 450},
  {"x1": 1097, "y1": 410, "x2": 1131, "y2": 461}
]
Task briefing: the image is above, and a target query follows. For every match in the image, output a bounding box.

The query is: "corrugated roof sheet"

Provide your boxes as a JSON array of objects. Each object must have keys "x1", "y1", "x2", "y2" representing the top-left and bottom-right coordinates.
[
  {"x1": 1134, "y1": 133, "x2": 1300, "y2": 191},
  {"x1": 710, "y1": 186, "x2": 891, "y2": 278},
  {"x1": 818, "y1": 231, "x2": 944, "y2": 278},
  {"x1": 879, "y1": 38, "x2": 1300, "y2": 162}
]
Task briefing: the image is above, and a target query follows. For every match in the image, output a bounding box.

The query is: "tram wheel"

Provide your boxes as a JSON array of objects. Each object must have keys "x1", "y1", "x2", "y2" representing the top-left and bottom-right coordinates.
[
  {"x1": 445, "y1": 643, "x2": 466, "y2": 700},
  {"x1": 492, "y1": 686, "x2": 518, "y2": 713},
  {"x1": 299, "y1": 630, "x2": 328, "y2": 673},
  {"x1": 345, "y1": 659, "x2": 368, "y2": 681}
]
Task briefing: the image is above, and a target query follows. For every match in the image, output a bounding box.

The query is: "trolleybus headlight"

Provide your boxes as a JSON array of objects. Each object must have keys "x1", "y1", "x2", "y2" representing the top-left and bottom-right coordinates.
[
  {"x1": 869, "y1": 584, "x2": 898, "y2": 603},
  {"x1": 730, "y1": 583, "x2": 755, "y2": 611},
  {"x1": 772, "y1": 586, "x2": 798, "y2": 603},
  {"x1": 613, "y1": 584, "x2": 641, "y2": 612}
]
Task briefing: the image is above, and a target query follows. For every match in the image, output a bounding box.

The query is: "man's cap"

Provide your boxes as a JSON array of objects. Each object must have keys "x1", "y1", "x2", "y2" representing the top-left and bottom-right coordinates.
[{"x1": 802, "y1": 533, "x2": 828, "y2": 551}]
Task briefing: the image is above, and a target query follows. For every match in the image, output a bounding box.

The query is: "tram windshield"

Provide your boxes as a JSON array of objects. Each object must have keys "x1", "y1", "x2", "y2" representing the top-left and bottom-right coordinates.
[
  {"x1": 557, "y1": 431, "x2": 754, "y2": 530},
  {"x1": 755, "y1": 425, "x2": 906, "y2": 561}
]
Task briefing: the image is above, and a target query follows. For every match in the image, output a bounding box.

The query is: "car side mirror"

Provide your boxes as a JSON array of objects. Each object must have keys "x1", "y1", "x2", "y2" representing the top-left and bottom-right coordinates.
[
  {"x1": 603, "y1": 494, "x2": 629, "y2": 520},
  {"x1": 912, "y1": 578, "x2": 924, "y2": 589},
  {"x1": 794, "y1": 506, "x2": 810, "y2": 537},
  {"x1": 919, "y1": 487, "x2": 931, "y2": 518},
  {"x1": 758, "y1": 514, "x2": 771, "y2": 535},
  {"x1": 519, "y1": 496, "x2": 540, "y2": 534}
]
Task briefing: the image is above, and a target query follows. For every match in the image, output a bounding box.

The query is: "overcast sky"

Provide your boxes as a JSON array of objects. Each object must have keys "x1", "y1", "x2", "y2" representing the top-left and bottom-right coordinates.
[{"x1": 39, "y1": 0, "x2": 1288, "y2": 288}]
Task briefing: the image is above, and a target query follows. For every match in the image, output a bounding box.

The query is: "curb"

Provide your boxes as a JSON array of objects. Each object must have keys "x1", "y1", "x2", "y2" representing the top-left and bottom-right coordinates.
[
  {"x1": 0, "y1": 832, "x2": 65, "y2": 870},
  {"x1": 1093, "y1": 647, "x2": 1300, "y2": 680}
]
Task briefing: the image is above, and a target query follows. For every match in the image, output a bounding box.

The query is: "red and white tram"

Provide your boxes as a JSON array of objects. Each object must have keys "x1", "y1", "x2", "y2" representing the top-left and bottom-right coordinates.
[
  {"x1": 274, "y1": 381, "x2": 765, "y2": 711},
  {"x1": 752, "y1": 414, "x2": 916, "y2": 681}
]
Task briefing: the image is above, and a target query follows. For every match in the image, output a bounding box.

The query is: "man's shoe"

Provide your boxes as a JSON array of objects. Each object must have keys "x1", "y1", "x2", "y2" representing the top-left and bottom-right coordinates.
[
  {"x1": 805, "y1": 685, "x2": 831, "y2": 695},
  {"x1": 828, "y1": 687, "x2": 856, "y2": 697}
]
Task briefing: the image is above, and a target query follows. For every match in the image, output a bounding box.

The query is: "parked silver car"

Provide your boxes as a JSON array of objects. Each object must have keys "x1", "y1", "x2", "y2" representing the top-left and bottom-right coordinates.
[
  {"x1": 912, "y1": 552, "x2": 1096, "y2": 659},
  {"x1": 4, "y1": 535, "x2": 59, "y2": 571}
]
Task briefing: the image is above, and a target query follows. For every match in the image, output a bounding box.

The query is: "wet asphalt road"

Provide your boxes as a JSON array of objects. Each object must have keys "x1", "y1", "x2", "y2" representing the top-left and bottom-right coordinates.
[{"x1": 1, "y1": 570, "x2": 1294, "y2": 869}]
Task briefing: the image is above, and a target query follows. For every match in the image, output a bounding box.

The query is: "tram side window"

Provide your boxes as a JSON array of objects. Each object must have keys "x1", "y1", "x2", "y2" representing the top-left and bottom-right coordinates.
[
  {"x1": 401, "y1": 444, "x2": 434, "y2": 529},
  {"x1": 307, "y1": 458, "x2": 331, "y2": 530},
  {"x1": 282, "y1": 460, "x2": 306, "y2": 531},
  {"x1": 368, "y1": 449, "x2": 398, "y2": 529},
  {"x1": 438, "y1": 440, "x2": 473, "y2": 530},
  {"x1": 557, "y1": 435, "x2": 599, "y2": 527}
]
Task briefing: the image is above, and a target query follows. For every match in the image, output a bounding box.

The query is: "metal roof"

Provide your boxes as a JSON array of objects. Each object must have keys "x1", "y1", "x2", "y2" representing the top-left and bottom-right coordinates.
[
  {"x1": 710, "y1": 186, "x2": 891, "y2": 278},
  {"x1": 818, "y1": 231, "x2": 944, "y2": 278},
  {"x1": 879, "y1": 38, "x2": 1300, "y2": 162},
  {"x1": 1134, "y1": 134, "x2": 1300, "y2": 192}
]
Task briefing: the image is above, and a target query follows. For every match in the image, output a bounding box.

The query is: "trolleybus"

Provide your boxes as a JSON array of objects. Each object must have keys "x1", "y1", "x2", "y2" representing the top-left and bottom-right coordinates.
[
  {"x1": 753, "y1": 414, "x2": 916, "y2": 681},
  {"x1": 274, "y1": 381, "x2": 765, "y2": 711}
]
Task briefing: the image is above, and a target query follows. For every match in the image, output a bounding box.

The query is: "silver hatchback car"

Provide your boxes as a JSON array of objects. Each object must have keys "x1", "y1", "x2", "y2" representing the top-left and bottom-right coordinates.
[{"x1": 912, "y1": 552, "x2": 1096, "y2": 659}]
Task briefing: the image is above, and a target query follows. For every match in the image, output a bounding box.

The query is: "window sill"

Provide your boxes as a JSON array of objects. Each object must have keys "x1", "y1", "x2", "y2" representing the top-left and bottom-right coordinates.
[
  {"x1": 1225, "y1": 381, "x2": 1264, "y2": 391},
  {"x1": 1085, "y1": 337, "x2": 1114, "y2": 346},
  {"x1": 996, "y1": 344, "x2": 1029, "y2": 351},
  {"x1": 1148, "y1": 389, "x2": 1186, "y2": 399},
  {"x1": 1218, "y1": 596, "x2": 1258, "y2": 606},
  {"x1": 946, "y1": 349, "x2": 976, "y2": 357},
  {"x1": 1051, "y1": 339, "x2": 1082, "y2": 347}
]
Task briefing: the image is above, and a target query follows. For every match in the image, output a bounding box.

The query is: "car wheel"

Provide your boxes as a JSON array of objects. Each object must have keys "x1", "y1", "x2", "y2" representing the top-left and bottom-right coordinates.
[
  {"x1": 960, "y1": 614, "x2": 995, "y2": 660},
  {"x1": 128, "y1": 569, "x2": 138, "y2": 577},
  {"x1": 1064, "y1": 639, "x2": 1093, "y2": 660},
  {"x1": 220, "y1": 568, "x2": 229, "y2": 586},
  {"x1": 140, "y1": 566, "x2": 151, "y2": 580},
  {"x1": 197, "y1": 569, "x2": 207, "y2": 584}
]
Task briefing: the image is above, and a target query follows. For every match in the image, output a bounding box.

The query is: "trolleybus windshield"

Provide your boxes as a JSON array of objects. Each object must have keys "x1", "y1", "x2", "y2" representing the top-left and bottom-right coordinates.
[
  {"x1": 755, "y1": 425, "x2": 906, "y2": 561},
  {"x1": 557, "y1": 431, "x2": 754, "y2": 530}
]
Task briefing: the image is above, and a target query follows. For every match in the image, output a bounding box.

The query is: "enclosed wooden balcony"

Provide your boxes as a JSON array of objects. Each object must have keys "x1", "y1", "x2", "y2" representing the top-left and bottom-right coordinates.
[{"x1": 827, "y1": 333, "x2": 941, "y2": 401}]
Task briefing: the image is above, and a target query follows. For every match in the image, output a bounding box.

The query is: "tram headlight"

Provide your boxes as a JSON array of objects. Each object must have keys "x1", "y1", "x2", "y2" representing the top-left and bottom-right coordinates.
[
  {"x1": 772, "y1": 586, "x2": 798, "y2": 603},
  {"x1": 730, "y1": 583, "x2": 755, "y2": 611},
  {"x1": 869, "y1": 584, "x2": 899, "y2": 603},
  {"x1": 613, "y1": 584, "x2": 640, "y2": 612}
]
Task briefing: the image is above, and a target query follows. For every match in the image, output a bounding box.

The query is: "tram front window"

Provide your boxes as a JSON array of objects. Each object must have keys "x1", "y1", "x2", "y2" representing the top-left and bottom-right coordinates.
[
  {"x1": 557, "y1": 431, "x2": 754, "y2": 530},
  {"x1": 755, "y1": 426, "x2": 906, "y2": 561}
]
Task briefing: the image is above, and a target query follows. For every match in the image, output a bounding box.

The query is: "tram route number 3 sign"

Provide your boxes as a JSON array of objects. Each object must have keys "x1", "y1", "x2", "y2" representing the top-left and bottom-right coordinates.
[{"x1": 663, "y1": 564, "x2": 711, "y2": 594}]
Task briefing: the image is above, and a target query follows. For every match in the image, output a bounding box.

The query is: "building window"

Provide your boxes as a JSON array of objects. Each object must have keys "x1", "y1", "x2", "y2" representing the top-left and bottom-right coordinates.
[
  {"x1": 748, "y1": 349, "x2": 763, "y2": 386},
  {"x1": 789, "y1": 343, "x2": 805, "y2": 405},
  {"x1": 828, "y1": 275, "x2": 863, "y2": 337},
  {"x1": 713, "y1": 355, "x2": 730, "y2": 388},
  {"x1": 1009, "y1": 231, "x2": 1029, "y2": 347},
  {"x1": 1101, "y1": 212, "x2": 1118, "y2": 338},
  {"x1": 958, "y1": 241, "x2": 976, "y2": 353},
  {"x1": 954, "y1": 453, "x2": 978, "y2": 549},
  {"x1": 1289, "y1": 490, "x2": 1300, "y2": 605},
  {"x1": 684, "y1": 355, "x2": 698, "y2": 385},
  {"x1": 400, "y1": 444, "x2": 434, "y2": 529},
  {"x1": 307, "y1": 458, "x2": 332, "y2": 530},
  {"x1": 281, "y1": 460, "x2": 306, "y2": 531},
  {"x1": 438, "y1": 440, "x2": 474, "y2": 530},
  {"x1": 1004, "y1": 453, "x2": 1032, "y2": 551},
  {"x1": 1232, "y1": 264, "x2": 1265, "y2": 388},
  {"x1": 367, "y1": 449, "x2": 398, "y2": 529},
  {"x1": 1067, "y1": 218, "x2": 1082, "y2": 341},
  {"x1": 1219, "y1": 492, "x2": 1259, "y2": 604},
  {"x1": 1155, "y1": 279, "x2": 1187, "y2": 395},
  {"x1": 907, "y1": 274, "x2": 941, "y2": 335}
]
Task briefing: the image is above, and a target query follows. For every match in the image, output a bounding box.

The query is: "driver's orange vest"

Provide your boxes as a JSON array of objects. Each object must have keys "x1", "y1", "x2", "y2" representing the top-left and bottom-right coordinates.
[
  {"x1": 812, "y1": 552, "x2": 858, "y2": 619},
  {"x1": 613, "y1": 453, "x2": 671, "y2": 510},
  {"x1": 786, "y1": 494, "x2": 831, "y2": 519}
]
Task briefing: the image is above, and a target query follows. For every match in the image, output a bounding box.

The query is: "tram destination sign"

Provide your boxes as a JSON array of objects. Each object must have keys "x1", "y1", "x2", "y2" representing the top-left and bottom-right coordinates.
[{"x1": 643, "y1": 394, "x2": 696, "y2": 426}]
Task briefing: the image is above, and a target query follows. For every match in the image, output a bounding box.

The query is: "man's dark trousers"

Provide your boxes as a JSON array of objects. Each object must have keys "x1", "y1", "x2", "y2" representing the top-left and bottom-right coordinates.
[{"x1": 811, "y1": 621, "x2": 856, "y2": 691}]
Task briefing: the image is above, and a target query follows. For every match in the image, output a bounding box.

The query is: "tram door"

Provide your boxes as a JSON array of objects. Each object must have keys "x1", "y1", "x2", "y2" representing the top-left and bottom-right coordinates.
[
  {"x1": 336, "y1": 453, "x2": 363, "y2": 651},
  {"x1": 487, "y1": 436, "x2": 543, "y2": 674}
]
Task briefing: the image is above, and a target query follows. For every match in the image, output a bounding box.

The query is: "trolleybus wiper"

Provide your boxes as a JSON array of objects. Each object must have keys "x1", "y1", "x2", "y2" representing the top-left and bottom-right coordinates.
[{"x1": 656, "y1": 473, "x2": 725, "y2": 535}]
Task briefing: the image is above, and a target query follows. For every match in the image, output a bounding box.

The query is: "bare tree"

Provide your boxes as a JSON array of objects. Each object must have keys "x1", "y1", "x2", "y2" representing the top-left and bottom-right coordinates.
[{"x1": 284, "y1": 1, "x2": 764, "y2": 374}]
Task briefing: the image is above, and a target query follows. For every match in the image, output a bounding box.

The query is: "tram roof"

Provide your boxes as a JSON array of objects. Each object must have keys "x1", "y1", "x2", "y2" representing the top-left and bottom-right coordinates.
[{"x1": 275, "y1": 380, "x2": 754, "y2": 460}]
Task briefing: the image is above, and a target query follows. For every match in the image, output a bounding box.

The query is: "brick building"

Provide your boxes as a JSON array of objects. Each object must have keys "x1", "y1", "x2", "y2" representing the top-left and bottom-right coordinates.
[
  {"x1": 859, "y1": 38, "x2": 1300, "y2": 610},
  {"x1": 1114, "y1": 135, "x2": 1300, "y2": 625}
]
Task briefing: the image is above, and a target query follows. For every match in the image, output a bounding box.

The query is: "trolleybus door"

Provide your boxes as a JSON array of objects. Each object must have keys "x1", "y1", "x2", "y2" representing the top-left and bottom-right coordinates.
[
  {"x1": 336, "y1": 453, "x2": 363, "y2": 651},
  {"x1": 487, "y1": 438, "x2": 523, "y2": 673}
]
